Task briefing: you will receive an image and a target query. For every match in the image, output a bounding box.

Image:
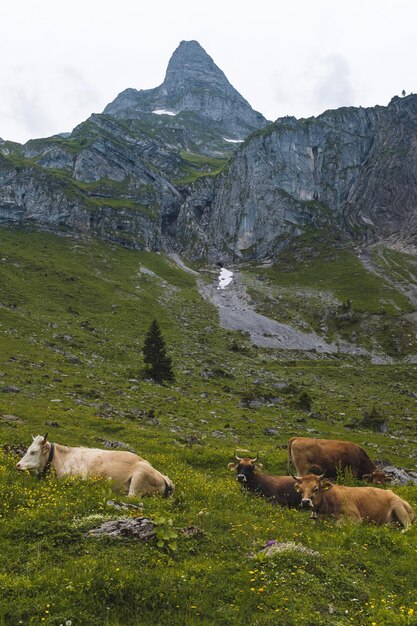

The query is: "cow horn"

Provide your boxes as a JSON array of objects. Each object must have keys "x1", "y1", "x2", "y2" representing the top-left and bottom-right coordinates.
[
  {"x1": 42, "y1": 433, "x2": 48, "y2": 444},
  {"x1": 291, "y1": 474, "x2": 302, "y2": 482},
  {"x1": 318, "y1": 473, "x2": 326, "y2": 480},
  {"x1": 235, "y1": 455, "x2": 243, "y2": 461},
  {"x1": 249, "y1": 457, "x2": 258, "y2": 463}
]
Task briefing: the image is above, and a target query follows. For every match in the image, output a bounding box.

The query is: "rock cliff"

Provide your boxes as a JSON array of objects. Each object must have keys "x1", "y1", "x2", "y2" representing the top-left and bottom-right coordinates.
[
  {"x1": 176, "y1": 96, "x2": 417, "y2": 260},
  {"x1": 342, "y1": 95, "x2": 417, "y2": 246}
]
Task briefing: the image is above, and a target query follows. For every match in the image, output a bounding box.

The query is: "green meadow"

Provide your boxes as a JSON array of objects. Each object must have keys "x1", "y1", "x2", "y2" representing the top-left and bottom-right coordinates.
[
  {"x1": 245, "y1": 240, "x2": 417, "y2": 357},
  {"x1": 0, "y1": 226, "x2": 417, "y2": 625}
]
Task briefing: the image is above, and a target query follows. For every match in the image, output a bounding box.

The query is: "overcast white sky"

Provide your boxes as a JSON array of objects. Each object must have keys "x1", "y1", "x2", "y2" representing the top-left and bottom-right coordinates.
[{"x1": 1, "y1": 0, "x2": 416, "y2": 144}]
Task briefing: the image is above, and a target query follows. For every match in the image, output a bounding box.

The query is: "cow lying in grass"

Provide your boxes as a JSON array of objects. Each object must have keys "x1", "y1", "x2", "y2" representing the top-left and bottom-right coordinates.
[
  {"x1": 16, "y1": 434, "x2": 174, "y2": 497},
  {"x1": 228, "y1": 456, "x2": 301, "y2": 508},
  {"x1": 288, "y1": 436, "x2": 390, "y2": 483},
  {"x1": 293, "y1": 473, "x2": 415, "y2": 530}
]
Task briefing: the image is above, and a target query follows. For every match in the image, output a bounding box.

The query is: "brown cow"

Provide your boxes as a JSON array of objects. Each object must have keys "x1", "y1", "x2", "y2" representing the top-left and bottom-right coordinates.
[
  {"x1": 228, "y1": 456, "x2": 301, "y2": 508},
  {"x1": 288, "y1": 436, "x2": 389, "y2": 482},
  {"x1": 293, "y1": 473, "x2": 415, "y2": 530}
]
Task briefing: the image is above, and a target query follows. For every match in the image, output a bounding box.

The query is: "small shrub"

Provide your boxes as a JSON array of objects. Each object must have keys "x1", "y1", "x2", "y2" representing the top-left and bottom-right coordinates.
[
  {"x1": 361, "y1": 406, "x2": 388, "y2": 433},
  {"x1": 335, "y1": 463, "x2": 356, "y2": 486},
  {"x1": 296, "y1": 390, "x2": 312, "y2": 412}
]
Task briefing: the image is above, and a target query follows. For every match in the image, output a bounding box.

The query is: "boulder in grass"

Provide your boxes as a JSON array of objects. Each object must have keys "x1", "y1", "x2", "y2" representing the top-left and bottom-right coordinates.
[
  {"x1": 1, "y1": 414, "x2": 23, "y2": 423},
  {"x1": 88, "y1": 517, "x2": 204, "y2": 542},
  {"x1": 88, "y1": 517, "x2": 156, "y2": 540}
]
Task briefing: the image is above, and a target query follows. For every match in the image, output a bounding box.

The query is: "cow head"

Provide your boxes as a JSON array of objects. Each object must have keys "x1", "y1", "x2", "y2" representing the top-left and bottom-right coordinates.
[
  {"x1": 228, "y1": 456, "x2": 263, "y2": 483},
  {"x1": 293, "y1": 473, "x2": 333, "y2": 511},
  {"x1": 16, "y1": 434, "x2": 50, "y2": 473},
  {"x1": 362, "y1": 470, "x2": 392, "y2": 485}
]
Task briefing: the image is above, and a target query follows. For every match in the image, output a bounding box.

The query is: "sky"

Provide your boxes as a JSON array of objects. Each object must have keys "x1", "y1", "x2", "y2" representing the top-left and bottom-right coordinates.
[{"x1": 1, "y1": 0, "x2": 416, "y2": 144}]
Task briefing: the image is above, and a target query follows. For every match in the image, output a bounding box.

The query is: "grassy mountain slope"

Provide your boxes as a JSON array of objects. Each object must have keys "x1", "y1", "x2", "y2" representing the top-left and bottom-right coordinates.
[
  {"x1": 243, "y1": 237, "x2": 417, "y2": 357},
  {"x1": 1, "y1": 226, "x2": 417, "y2": 625}
]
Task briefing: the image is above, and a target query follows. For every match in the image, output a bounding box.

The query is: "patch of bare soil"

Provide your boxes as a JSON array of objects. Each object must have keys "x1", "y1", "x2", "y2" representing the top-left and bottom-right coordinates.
[{"x1": 168, "y1": 255, "x2": 379, "y2": 356}]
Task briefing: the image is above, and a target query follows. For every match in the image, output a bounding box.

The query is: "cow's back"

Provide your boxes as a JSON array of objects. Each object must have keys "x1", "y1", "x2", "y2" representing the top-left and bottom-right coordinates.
[
  {"x1": 289, "y1": 437, "x2": 375, "y2": 478},
  {"x1": 56, "y1": 446, "x2": 144, "y2": 481},
  {"x1": 323, "y1": 485, "x2": 414, "y2": 527},
  {"x1": 288, "y1": 437, "x2": 325, "y2": 475},
  {"x1": 48, "y1": 443, "x2": 173, "y2": 497}
]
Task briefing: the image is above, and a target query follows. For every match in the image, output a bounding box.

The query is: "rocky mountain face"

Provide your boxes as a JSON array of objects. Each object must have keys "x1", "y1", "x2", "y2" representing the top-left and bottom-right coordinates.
[
  {"x1": 342, "y1": 95, "x2": 417, "y2": 247},
  {"x1": 0, "y1": 40, "x2": 416, "y2": 260},
  {"x1": 0, "y1": 41, "x2": 266, "y2": 247},
  {"x1": 176, "y1": 96, "x2": 417, "y2": 260}
]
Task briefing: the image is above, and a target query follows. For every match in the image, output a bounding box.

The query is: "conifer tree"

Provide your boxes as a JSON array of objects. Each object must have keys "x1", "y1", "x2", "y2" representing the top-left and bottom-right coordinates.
[{"x1": 142, "y1": 319, "x2": 175, "y2": 383}]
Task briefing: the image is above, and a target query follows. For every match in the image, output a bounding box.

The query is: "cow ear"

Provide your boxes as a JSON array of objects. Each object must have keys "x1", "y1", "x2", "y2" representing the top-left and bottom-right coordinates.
[
  {"x1": 294, "y1": 483, "x2": 301, "y2": 492},
  {"x1": 254, "y1": 463, "x2": 263, "y2": 470},
  {"x1": 321, "y1": 480, "x2": 333, "y2": 491},
  {"x1": 228, "y1": 463, "x2": 237, "y2": 471}
]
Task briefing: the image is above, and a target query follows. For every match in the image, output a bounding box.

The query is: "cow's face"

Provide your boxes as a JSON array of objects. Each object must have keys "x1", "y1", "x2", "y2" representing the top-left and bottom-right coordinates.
[
  {"x1": 363, "y1": 471, "x2": 392, "y2": 485},
  {"x1": 228, "y1": 457, "x2": 263, "y2": 483},
  {"x1": 16, "y1": 434, "x2": 49, "y2": 473},
  {"x1": 293, "y1": 474, "x2": 333, "y2": 510}
]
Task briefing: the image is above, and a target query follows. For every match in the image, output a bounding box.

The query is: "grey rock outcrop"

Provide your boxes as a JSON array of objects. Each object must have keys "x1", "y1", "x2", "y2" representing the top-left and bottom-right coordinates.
[
  {"x1": 0, "y1": 151, "x2": 164, "y2": 249},
  {"x1": 88, "y1": 517, "x2": 156, "y2": 540},
  {"x1": 178, "y1": 96, "x2": 417, "y2": 260},
  {"x1": 342, "y1": 95, "x2": 417, "y2": 245}
]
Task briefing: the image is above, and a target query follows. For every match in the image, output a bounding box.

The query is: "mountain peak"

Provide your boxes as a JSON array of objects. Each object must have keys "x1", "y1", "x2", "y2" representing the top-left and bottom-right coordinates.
[
  {"x1": 175, "y1": 40, "x2": 208, "y2": 54},
  {"x1": 161, "y1": 40, "x2": 230, "y2": 96},
  {"x1": 103, "y1": 40, "x2": 268, "y2": 143},
  {"x1": 168, "y1": 40, "x2": 216, "y2": 65}
]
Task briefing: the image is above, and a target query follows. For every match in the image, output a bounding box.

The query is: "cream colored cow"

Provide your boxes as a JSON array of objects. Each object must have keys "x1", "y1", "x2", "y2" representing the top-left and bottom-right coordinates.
[{"x1": 16, "y1": 434, "x2": 174, "y2": 497}]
